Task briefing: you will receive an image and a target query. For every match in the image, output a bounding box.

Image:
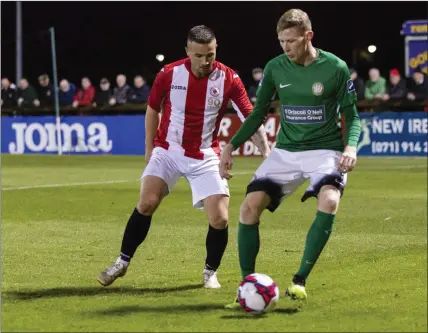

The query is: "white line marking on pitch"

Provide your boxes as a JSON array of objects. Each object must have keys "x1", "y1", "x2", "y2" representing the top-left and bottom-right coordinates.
[
  {"x1": 2, "y1": 164, "x2": 424, "y2": 191},
  {"x1": 2, "y1": 180, "x2": 133, "y2": 191}
]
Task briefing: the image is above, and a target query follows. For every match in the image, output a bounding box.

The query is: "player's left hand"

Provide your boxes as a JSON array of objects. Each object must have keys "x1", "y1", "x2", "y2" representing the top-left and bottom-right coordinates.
[
  {"x1": 338, "y1": 146, "x2": 357, "y2": 173},
  {"x1": 220, "y1": 143, "x2": 235, "y2": 180}
]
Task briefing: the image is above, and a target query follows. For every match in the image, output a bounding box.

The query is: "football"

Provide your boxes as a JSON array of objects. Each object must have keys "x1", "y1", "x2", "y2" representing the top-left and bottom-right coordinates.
[{"x1": 237, "y1": 273, "x2": 280, "y2": 314}]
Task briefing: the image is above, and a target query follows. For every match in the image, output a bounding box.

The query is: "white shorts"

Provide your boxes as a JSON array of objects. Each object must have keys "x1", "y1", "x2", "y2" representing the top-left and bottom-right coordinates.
[
  {"x1": 249, "y1": 148, "x2": 347, "y2": 211},
  {"x1": 141, "y1": 146, "x2": 229, "y2": 209}
]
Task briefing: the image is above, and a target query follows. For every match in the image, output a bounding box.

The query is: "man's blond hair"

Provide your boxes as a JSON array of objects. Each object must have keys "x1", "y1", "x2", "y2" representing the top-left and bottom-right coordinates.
[{"x1": 276, "y1": 9, "x2": 312, "y2": 34}]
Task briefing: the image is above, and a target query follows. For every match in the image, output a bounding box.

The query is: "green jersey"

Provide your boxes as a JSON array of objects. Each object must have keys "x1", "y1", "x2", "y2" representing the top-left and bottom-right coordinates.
[{"x1": 230, "y1": 49, "x2": 361, "y2": 152}]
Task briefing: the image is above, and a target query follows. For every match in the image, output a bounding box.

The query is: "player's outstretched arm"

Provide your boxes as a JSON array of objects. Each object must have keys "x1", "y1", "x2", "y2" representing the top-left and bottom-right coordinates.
[
  {"x1": 251, "y1": 126, "x2": 271, "y2": 158},
  {"x1": 231, "y1": 99, "x2": 270, "y2": 158},
  {"x1": 220, "y1": 107, "x2": 272, "y2": 180},
  {"x1": 227, "y1": 65, "x2": 276, "y2": 155},
  {"x1": 220, "y1": 67, "x2": 275, "y2": 179}
]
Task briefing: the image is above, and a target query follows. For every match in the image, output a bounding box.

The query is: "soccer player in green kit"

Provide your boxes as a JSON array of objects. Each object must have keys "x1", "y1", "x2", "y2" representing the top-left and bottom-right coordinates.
[{"x1": 221, "y1": 9, "x2": 361, "y2": 307}]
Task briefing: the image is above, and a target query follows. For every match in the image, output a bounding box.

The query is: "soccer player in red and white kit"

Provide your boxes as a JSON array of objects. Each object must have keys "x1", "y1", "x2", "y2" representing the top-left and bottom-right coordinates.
[{"x1": 98, "y1": 25, "x2": 270, "y2": 288}]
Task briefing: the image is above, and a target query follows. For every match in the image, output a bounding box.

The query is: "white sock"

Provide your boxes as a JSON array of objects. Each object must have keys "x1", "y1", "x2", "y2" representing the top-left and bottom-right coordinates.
[{"x1": 116, "y1": 256, "x2": 130, "y2": 267}]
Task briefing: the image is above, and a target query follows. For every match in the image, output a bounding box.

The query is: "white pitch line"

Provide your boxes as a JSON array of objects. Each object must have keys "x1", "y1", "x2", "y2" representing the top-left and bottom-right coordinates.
[
  {"x1": 2, "y1": 164, "x2": 425, "y2": 191},
  {"x1": 1, "y1": 173, "x2": 255, "y2": 191},
  {"x1": 2, "y1": 180, "x2": 133, "y2": 191}
]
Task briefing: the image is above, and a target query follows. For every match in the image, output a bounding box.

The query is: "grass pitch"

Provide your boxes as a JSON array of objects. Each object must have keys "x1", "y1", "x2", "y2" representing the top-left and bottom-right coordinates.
[{"x1": 2, "y1": 155, "x2": 427, "y2": 332}]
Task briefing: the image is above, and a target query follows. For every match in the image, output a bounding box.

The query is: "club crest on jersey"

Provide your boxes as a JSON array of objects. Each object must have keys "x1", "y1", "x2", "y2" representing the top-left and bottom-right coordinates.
[
  {"x1": 347, "y1": 79, "x2": 355, "y2": 93},
  {"x1": 312, "y1": 82, "x2": 324, "y2": 96},
  {"x1": 210, "y1": 87, "x2": 220, "y2": 97}
]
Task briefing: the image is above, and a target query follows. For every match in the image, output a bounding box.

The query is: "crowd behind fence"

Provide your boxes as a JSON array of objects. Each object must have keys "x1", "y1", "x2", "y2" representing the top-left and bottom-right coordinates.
[{"x1": 2, "y1": 66, "x2": 428, "y2": 116}]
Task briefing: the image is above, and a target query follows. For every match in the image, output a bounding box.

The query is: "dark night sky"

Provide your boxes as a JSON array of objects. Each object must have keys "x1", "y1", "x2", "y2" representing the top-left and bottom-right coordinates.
[{"x1": 1, "y1": 1, "x2": 427, "y2": 86}]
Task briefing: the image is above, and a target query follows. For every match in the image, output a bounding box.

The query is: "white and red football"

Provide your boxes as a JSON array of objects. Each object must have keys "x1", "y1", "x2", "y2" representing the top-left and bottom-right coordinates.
[{"x1": 237, "y1": 273, "x2": 279, "y2": 314}]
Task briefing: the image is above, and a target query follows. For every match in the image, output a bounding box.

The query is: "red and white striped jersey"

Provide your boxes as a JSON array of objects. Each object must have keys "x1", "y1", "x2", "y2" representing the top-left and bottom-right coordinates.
[{"x1": 147, "y1": 58, "x2": 253, "y2": 160}]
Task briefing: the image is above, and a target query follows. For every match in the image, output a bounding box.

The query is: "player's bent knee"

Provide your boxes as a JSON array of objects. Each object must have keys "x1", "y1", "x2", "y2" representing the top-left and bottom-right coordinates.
[
  {"x1": 246, "y1": 178, "x2": 281, "y2": 212},
  {"x1": 137, "y1": 175, "x2": 168, "y2": 215},
  {"x1": 239, "y1": 201, "x2": 256, "y2": 225},
  {"x1": 141, "y1": 175, "x2": 169, "y2": 198},
  {"x1": 137, "y1": 194, "x2": 162, "y2": 215},
  {"x1": 319, "y1": 197, "x2": 339, "y2": 214},
  {"x1": 318, "y1": 186, "x2": 341, "y2": 214},
  {"x1": 209, "y1": 215, "x2": 228, "y2": 229},
  {"x1": 239, "y1": 193, "x2": 268, "y2": 225},
  {"x1": 204, "y1": 194, "x2": 229, "y2": 229}
]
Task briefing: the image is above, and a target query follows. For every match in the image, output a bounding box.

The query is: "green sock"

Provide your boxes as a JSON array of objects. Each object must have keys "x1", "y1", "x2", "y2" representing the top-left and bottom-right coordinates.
[
  {"x1": 238, "y1": 222, "x2": 260, "y2": 279},
  {"x1": 296, "y1": 211, "x2": 336, "y2": 279}
]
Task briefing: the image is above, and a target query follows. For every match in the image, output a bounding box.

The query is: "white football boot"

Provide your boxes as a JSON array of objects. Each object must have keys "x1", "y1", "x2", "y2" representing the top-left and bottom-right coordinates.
[
  {"x1": 97, "y1": 257, "x2": 128, "y2": 286},
  {"x1": 203, "y1": 268, "x2": 221, "y2": 288}
]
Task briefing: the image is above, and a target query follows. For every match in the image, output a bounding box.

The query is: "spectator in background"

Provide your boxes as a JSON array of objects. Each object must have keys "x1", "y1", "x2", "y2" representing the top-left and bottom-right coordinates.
[
  {"x1": 407, "y1": 67, "x2": 428, "y2": 102},
  {"x1": 382, "y1": 68, "x2": 406, "y2": 101},
  {"x1": 58, "y1": 79, "x2": 77, "y2": 106},
  {"x1": 17, "y1": 78, "x2": 40, "y2": 107},
  {"x1": 72, "y1": 77, "x2": 95, "y2": 107},
  {"x1": 364, "y1": 68, "x2": 386, "y2": 100},
  {"x1": 109, "y1": 74, "x2": 130, "y2": 106},
  {"x1": 349, "y1": 68, "x2": 365, "y2": 100},
  {"x1": 1, "y1": 77, "x2": 17, "y2": 107},
  {"x1": 247, "y1": 67, "x2": 263, "y2": 103},
  {"x1": 127, "y1": 75, "x2": 150, "y2": 104},
  {"x1": 93, "y1": 78, "x2": 112, "y2": 107},
  {"x1": 38, "y1": 74, "x2": 53, "y2": 106}
]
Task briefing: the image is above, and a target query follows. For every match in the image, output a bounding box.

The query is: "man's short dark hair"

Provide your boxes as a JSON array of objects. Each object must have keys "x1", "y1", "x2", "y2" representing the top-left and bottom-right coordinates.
[
  {"x1": 277, "y1": 9, "x2": 312, "y2": 34},
  {"x1": 38, "y1": 74, "x2": 49, "y2": 81},
  {"x1": 187, "y1": 25, "x2": 216, "y2": 44}
]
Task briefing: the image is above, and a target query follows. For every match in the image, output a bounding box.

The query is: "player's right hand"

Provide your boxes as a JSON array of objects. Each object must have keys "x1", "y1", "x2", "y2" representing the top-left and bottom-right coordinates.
[{"x1": 220, "y1": 143, "x2": 235, "y2": 180}]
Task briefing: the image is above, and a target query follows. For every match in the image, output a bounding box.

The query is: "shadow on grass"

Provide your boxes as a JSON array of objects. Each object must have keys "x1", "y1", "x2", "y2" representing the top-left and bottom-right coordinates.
[
  {"x1": 220, "y1": 307, "x2": 301, "y2": 319},
  {"x1": 3, "y1": 284, "x2": 203, "y2": 301},
  {"x1": 93, "y1": 303, "x2": 226, "y2": 316},
  {"x1": 92, "y1": 304, "x2": 300, "y2": 317}
]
